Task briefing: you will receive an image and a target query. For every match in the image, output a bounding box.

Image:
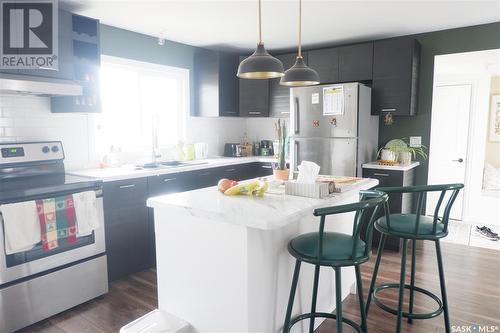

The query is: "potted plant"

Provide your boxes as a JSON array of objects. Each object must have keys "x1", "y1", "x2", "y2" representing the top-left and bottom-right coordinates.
[
  {"x1": 379, "y1": 138, "x2": 427, "y2": 165},
  {"x1": 273, "y1": 119, "x2": 290, "y2": 181}
]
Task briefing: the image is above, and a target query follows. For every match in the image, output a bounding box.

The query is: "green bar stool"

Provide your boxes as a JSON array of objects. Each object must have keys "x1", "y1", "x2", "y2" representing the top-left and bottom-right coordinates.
[
  {"x1": 366, "y1": 184, "x2": 464, "y2": 333},
  {"x1": 283, "y1": 190, "x2": 388, "y2": 333}
]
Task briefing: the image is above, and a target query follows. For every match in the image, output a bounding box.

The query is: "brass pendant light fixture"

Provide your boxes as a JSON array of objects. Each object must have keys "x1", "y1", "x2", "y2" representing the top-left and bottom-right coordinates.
[
  {"x1": 280, "y1": 0, "x2": 319, "y2": 86},
  {"x1": 237, "y1": 0, "x2": 284, "y2": 79}
]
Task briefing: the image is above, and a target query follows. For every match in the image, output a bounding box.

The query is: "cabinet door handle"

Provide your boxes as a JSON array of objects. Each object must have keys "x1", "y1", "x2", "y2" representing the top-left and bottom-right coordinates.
[
  {"x1": 163, "y1": 177, "x2": 177, "y2": 182},
  {"x1": 261, "y1": 165, "x2": 272, "y2": 169},
  {"x1": 119, "y1": 184, "x2": 136, "y2": 189},
  {"x1": 225, "y1": 168, "x2": 237, "y2": 172},
  {"x1": 452, "y1": 158, "x2": 464, "y2": 163},
  {"x1": 281, "y1": 111, "x2": 290, "y2": 114},
  {"x1": 224, "y1": 111, "x2": 237, "y2": 114},
  {"x1": 381, "y1": 108, "x2": 396, "y2": 112},
  {"x1": 248, "y1": 111, "x2": 261, "y2": 115},
  {"x1": 373, "y1": 173, "x2": 389, "y2": 177},
  {"x1": 294, "y1": 141, "x2": 299, "y2": 171},
  {"x1": 197, "y1": 172, "x2": 210, "y2": 176},
  {"x1": 293, "y1": 98, "x2": 299, "y2": 134}
]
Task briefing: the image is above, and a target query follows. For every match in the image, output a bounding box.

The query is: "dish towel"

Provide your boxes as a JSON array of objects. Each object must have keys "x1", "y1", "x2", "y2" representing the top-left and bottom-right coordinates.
[
  {"x1": 36, "y1": 196, "x2": 77, "y2": 252},
  {"x1": 73, "y1": 191, "x2": 100, "y2": 237},
  {"x1": 1, "y1": 201, "x2": 41, "y2": 255}
]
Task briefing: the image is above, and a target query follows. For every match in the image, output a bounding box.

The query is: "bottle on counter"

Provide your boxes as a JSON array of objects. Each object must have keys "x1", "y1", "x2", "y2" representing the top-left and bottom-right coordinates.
[
  {"x1": 241, "y1": 132, "x2": 252, "y2": 157},
  {"x1": 253, "y1": 141, "x2": 261, "y2": 156}
]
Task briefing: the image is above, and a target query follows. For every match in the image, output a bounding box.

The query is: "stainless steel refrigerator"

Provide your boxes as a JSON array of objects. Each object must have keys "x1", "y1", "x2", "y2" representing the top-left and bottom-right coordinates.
[{"x1": 290, "y1": 82, "x2": 378, "y2": 177}]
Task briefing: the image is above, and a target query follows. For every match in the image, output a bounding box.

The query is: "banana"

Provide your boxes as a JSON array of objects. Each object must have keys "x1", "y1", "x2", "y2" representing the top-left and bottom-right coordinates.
[
  {"x1": 255, "y1": 181, "x2": 269, "y2": 197},
  {"x1": 224, "y1": 180, "x2": 268, "y2": 197}
]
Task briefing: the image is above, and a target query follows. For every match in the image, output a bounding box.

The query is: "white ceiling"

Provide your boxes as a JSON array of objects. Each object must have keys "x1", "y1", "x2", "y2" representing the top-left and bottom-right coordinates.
[{"x1": 63, "y1": 0, "x2": 500, "y2": 52}]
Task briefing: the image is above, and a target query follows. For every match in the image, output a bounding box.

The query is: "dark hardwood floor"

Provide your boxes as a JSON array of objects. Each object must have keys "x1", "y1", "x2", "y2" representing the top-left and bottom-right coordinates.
[{"x1": 20, "y1": 241, "x2": 500, "y2": 333}]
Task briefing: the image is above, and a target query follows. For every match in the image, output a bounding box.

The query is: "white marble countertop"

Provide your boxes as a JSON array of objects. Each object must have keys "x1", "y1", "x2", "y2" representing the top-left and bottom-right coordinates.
[
  {"x1": 362, "y1": 161, "x2": 420, "y2": 171},
  {"x1": 69, "y1": 156, "x2": 277, "y2": 182},
  {"x1": 147, "y1": 178, "x2": 378, "y2": 230}
]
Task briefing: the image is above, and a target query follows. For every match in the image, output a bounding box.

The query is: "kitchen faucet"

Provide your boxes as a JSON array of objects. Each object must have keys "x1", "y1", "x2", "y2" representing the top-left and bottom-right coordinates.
[{"x1": 151, "y1": 114, "x2": 161, "y2": 164}]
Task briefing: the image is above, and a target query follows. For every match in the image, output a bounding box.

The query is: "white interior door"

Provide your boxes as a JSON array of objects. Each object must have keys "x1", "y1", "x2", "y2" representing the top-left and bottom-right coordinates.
[{"x1": 427, "y1": 84, "x2": 472, "y2": 220}]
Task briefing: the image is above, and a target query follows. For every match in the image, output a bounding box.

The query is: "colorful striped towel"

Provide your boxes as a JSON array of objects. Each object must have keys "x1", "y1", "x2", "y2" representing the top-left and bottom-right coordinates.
[{"x1": 36, "y1": 195, "x2": 77, "y2": 252}]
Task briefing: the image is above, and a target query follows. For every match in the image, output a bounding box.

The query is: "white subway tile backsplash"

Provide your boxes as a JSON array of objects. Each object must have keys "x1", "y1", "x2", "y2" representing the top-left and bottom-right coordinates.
[{"x1": 0, "y1": 94, "x2": 95, "y2": 170}]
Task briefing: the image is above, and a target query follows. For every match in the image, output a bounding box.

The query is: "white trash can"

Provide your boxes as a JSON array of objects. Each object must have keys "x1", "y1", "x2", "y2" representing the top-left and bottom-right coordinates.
[{"x1": 120, "y1": 309, "x2": 190, "y2": 333}]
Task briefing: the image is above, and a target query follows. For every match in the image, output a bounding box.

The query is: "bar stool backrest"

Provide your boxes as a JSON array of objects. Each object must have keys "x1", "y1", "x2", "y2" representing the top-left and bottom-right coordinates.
[
  {"x1": 377, "y1": 184, "x2": 464, "y2": 236},
  {"x1": 312, "y1": 190, "x2": 388, "y2": 262}
]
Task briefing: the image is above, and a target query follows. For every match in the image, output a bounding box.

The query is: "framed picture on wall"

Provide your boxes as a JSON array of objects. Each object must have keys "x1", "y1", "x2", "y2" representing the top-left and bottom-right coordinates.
[{"x1": 490, "y1": 95, "x2": 500, "y2": 142}]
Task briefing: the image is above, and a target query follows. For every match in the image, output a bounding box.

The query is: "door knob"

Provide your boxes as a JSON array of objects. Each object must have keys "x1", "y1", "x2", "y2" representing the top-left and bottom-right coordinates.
[{"x1": 452, "y1": 158, "x2": 464, "y2": 163}]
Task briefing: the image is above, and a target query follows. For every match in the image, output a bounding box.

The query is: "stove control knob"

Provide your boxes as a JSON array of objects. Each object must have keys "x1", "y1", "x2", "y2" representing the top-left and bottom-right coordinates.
[
  {"x1": 51, "y1": 145, "x2": 59, "y2": 153},
  {"x1": 42, "y1": 146, "x2": 50, "y2": 153}
]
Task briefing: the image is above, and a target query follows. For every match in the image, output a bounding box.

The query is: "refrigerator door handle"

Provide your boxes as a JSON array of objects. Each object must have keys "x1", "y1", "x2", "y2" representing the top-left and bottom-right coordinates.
[
  {"x1": 294, "y1": 140, "x2": 299, "y2": 171},
  {"x1": 293, "y1": 98, "x2": 299, "y2": 134}
]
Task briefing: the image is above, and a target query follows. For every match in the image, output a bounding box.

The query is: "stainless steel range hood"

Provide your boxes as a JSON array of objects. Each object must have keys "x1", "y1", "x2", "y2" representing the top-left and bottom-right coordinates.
[{"x1": 0, "y1": 73, "x2": 82, "y2": 96}]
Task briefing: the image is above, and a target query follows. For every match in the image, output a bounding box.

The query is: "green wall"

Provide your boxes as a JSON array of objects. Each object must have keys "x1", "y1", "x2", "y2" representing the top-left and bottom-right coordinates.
[
  {"x1": 378, "y1": 22, "x2": 500, "y2": 185},
  {"x1": 99, "y1": 22, "x2": 500, "y2": 185},
  {"x1": 99, "y1": 24, "x2": 199, "y2": 115}
]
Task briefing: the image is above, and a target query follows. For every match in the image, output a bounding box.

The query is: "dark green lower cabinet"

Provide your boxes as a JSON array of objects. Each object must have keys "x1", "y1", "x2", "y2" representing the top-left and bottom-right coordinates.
[
  {"x1": 104, "y1": 162, "x2": 275, "y2": 280},
  {"x1": 103, "y1": 178, "x2": 149, "y2": 282},
  {"x1": 361, "y1": 167, "x2": 416, "y2": 251}
]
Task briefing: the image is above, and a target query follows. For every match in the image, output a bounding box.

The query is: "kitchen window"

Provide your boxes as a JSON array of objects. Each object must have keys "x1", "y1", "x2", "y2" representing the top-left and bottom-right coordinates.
[{"x1": 96, "y1": 55, "x2": 189, "y2": 154}]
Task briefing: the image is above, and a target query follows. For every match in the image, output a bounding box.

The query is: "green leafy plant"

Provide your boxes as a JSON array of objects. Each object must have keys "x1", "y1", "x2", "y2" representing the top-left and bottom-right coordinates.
[
  {"x1": 274, "y1": 119, "x2": 287, "y2": 170},
  {"x1": 378, "y1": 138, "x2": 428, "y2": 160}
]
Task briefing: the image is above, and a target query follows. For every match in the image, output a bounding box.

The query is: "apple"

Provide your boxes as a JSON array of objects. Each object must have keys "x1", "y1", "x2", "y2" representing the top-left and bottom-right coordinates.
[{"x1": 217, "y1": 179, "x2": 232, "y2": 193}]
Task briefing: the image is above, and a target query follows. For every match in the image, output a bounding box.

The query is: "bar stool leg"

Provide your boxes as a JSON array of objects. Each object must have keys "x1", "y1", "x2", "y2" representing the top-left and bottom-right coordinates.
[
  {"x1": 335, "y1": 267, "x2": 343, "y2": 333},
  {"x1": 284, "y1": 260, "x2": 301, "y2": 333},
  {"x1": 366, "y1": 234, "x2": 386, "y2": 314},
  {"x1": 396, "y1": 239, "x2": 408, "y2": 333},
  {"x1": 355, "y1": 265, "x2": 368, "y2": 332},
  {"x1": 435, "y1": 240, "x2": 451, "y2": 333},
  {"x1": 408, "y1": 239, "x2": 417, "y2": 324},
  {"x1": 309, "y1": 265, "x2": 321, "y2": 333}
]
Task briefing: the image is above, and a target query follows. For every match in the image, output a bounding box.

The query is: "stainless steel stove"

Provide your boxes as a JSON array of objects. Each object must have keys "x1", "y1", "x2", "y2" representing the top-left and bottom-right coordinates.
[{"x1": 0, "y1": 141, "x2": 107, "y2": 333}]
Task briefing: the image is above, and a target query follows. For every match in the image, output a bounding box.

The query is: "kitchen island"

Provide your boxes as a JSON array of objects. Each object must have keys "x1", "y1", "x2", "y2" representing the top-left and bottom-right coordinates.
[{"x1": 147, "y1": 178, "x2": 378, "y2": 333}]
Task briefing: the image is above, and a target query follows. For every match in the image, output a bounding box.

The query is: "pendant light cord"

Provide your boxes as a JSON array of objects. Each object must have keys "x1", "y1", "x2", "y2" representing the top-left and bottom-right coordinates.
[
  {"x1": 298, "y1": 0, "x2": 302, "y2": 58},
  {"x1": 258, "y1": 0, "x2": 263, "y2": 45}
]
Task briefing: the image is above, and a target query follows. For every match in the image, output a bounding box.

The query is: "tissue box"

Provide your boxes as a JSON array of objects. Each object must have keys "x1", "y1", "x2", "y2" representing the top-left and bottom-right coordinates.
[{"x1": 285, "y1": 181, "x2": 330, "y2": 199}]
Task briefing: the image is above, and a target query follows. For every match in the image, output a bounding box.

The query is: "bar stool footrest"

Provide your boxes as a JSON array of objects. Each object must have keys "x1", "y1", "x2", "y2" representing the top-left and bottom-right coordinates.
[
  {"x1": 373, "y1": 283, "x2": 443, "y2": 320},
  {"x1": 287, "y1": 312, "x2": 363, "y2": 333}
]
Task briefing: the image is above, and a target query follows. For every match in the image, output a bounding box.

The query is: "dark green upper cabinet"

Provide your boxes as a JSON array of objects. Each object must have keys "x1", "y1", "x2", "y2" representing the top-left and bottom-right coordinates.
[
  {"x1": 239, "y1": 56, "x2": 270, "y2": 117},
  {"x1": 51, "y1": 13, "x2": 101, "y2": 113},
  {"x1": 193, "y1": 50, "x2": 239, "y2": 117},
  {"x1": 307, "y1": 43, "x2": 374, "y2": 84},
  {"x1": 269, "y1": 53, "x2": 299, "y2": 117},
  {"x1": 372, "y1": 37, "x2": 420, "y2": 116},
  {"x1": 307, "y1": 48, "x2": 340, "y2": 84},
  {"x1": 338, "y1": 42, "x2": 373, "y2": 82}
]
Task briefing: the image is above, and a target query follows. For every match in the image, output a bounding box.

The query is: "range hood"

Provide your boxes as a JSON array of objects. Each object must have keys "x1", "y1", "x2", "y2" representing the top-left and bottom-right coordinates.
[{"x1": 0, "y1": 73, "x2": 82, "y2": 96}]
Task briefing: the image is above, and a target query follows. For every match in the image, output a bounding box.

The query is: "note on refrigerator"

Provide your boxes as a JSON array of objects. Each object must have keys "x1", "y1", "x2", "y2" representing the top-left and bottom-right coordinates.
[{"x1": 323, "y1": 86, "x2": 344, "y2": 115}]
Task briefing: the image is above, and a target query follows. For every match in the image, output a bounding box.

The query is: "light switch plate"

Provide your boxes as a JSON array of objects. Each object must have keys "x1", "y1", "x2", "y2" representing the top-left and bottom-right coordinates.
[{"x1": 409, "y1": 136, "x2": 422, "y2": 147}]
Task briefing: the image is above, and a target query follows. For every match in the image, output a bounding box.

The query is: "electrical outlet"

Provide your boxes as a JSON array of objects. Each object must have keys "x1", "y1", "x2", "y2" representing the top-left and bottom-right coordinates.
[{"x1": 409, "y1": 136, "x2": 422, "y2": 147}]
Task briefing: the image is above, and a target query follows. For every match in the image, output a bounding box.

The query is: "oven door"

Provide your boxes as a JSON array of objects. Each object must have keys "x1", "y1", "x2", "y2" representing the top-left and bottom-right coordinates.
[{"x1": 0, "y1": 190, "x2": 105, "y2": 285}]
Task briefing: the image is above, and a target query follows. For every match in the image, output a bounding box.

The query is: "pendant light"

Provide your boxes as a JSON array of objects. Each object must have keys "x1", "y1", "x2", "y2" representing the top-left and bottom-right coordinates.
[
  {"x1": 237, "y1": 0, "x2": 284, "y2": 79},
  {"x1": 280, "y1": 0, "x2": 319, "y2": 86}
]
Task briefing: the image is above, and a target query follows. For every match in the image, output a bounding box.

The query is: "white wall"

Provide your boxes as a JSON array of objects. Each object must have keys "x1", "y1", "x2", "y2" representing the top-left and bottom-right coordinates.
[{"x1": 0, "y1": 94, "x2": 286, "y2": 170}]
